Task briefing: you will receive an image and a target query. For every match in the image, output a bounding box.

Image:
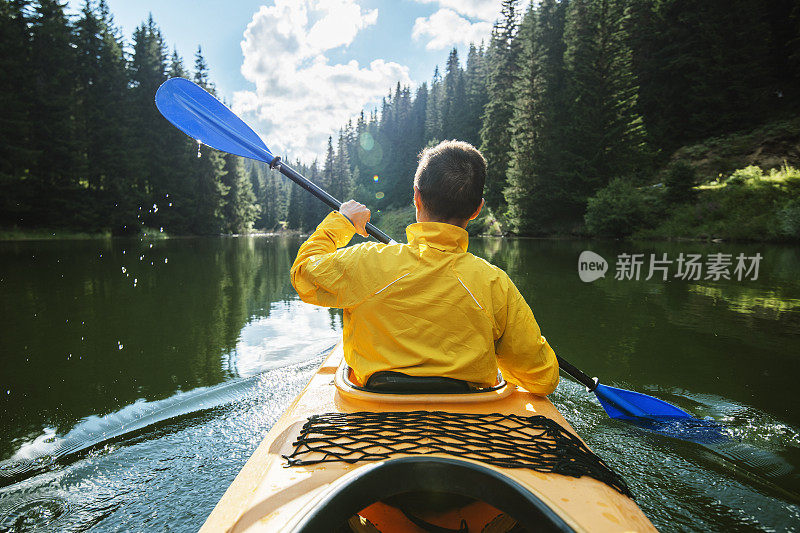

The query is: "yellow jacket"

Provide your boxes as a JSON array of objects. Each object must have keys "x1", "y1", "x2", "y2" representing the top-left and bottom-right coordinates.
[{"x1": 290, "y1": 212, "x2": 559, "y2": 395}]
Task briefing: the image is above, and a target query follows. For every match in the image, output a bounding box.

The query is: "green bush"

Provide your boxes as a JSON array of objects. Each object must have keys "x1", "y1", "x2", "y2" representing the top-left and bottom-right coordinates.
[
  {"x1": 725, "y1": 165, "x2": 763, "y2": 186},
  {"x1": 585, "y1": 178, "x2": 660, "y2": 237},
  {"x1": 467, "y1": 207, "x2": 504, "y2": 236},
  {"x1": 664, "y1": 161, "x2": 697, "y2": 204},
  {"x1": 778, "y1": 199, "x2": 800, "y2": 238}
]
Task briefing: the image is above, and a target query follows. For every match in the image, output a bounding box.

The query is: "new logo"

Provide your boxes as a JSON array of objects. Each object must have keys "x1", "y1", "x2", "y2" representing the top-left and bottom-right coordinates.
[{"x1": 578, "y1": 251, "x2": 608, "y2": 282}]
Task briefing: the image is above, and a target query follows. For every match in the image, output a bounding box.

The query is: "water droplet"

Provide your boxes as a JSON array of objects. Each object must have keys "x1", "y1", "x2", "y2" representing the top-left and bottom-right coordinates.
[
  {"x1": 117, "y1": 341, "x2": 123, "y2": 350},
  {"x1": 168, "y1": 202, "x2": 173, "y2": 207},
  {"x1": 164, "y1": 258, "x2": 168, "y2": 264},
  {"x1": 373, "y1": 175, "x2": 379, "y2": 182},
  {"x1": 149, "y1": 244, "x2": 153, "y2": 249},
  {"x1": 121, "y1": 267, "x2": 127, "y2": 274},
  {"x1": 197, "y1": 140, "x2": 202, "y2": 158},
  {"x1": 6, "y1": 390, "x2": 9, "y2": 395},
  {"x1": 159, "y1": 227, "x2": 163, "y2": 233}
]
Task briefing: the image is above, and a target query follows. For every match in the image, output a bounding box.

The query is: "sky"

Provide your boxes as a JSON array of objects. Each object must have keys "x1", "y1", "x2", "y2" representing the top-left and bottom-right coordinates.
[{"x1": 66, "y1": 0, "x2": 504, "y2": 161}]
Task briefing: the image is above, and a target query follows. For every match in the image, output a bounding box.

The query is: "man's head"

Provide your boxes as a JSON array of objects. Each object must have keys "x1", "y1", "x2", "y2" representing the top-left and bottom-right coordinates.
[{"x1": 413, "y1": 140, "x2": 486, "y2": 227}]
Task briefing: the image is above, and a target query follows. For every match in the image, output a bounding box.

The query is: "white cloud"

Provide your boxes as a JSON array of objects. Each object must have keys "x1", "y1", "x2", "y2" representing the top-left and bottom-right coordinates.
[
  {"x1": 412, "y1": 8, "x2": 493, "y2": 50},
  {"x1": 413, "y1": 0, "x2": 502, "y2": 22},
  {"x1": 234, "y1": 0, "x2": 412, "y2": 161}
]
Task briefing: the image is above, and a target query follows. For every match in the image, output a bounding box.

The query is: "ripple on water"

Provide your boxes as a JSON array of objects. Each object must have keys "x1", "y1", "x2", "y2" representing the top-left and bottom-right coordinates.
[
  {"x1": 0, "y1": 496, "x2": 69, "y2": 532},
  {"x1": 0, "y1": 356, "x2": 324, "y2": 532},
  {"x1": 553, "y1": 378, "x2": 800, "y2": 532}
]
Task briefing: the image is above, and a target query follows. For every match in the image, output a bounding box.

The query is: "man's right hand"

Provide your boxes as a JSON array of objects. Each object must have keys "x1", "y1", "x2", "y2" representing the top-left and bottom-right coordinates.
[{"x1": 339, "y1": 200, "x2": 371, "y2": 237}]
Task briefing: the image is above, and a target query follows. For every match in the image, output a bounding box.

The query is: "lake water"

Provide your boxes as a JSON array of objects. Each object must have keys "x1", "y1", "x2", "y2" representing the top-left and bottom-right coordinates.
[{"x1": 0, "y1": 235, "x2": 798, "y2": 532}]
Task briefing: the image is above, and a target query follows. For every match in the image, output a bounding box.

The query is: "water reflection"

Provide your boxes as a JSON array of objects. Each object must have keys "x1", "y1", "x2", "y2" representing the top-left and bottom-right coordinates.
[
  {"x1": 469, "y1": 238, "x2": 800, "y2": 429},
  {"x1": 0, "y1": 236, "x2": 337, "y2": 462}
]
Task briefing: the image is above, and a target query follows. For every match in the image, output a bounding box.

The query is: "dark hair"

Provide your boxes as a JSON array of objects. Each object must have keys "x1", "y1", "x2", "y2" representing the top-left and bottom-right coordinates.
[{"x1": 413, "y1": 140, "x2": 486, "y2": 221}]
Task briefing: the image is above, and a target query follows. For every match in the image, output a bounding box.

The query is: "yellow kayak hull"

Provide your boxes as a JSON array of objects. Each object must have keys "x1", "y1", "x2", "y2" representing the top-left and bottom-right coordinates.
[{"x1": 201, "y1": 344, "x2": 657, "y2": 532}]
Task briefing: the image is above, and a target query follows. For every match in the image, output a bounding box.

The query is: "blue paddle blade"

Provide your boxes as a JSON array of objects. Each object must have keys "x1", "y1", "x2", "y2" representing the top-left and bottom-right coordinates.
[
  {"x1": 594, "y1": 383, "x2": 693, "y2": 421},
  {"x1": 155, "y1": 78, "x2": 275, "y2": 164},
  {"x1": 594, "y1": 384, "x2": 729, "y2": 443}
]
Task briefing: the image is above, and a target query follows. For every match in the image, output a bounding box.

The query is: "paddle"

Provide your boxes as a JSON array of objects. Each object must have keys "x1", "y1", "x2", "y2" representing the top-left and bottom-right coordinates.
[
  {"x1": 556, "y1": 356, "x2": 692, "y2": 420},
  {"x1": 154, "y1": 77, "x2": 393, "y2": 245},
  {"x1": 154, "y1": 78, "x2": 712, "y2": 429}
]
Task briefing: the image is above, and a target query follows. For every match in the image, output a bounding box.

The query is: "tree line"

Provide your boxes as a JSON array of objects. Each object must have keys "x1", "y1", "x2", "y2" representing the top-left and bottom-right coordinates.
[
  {"x1": 2, "y1": 0, "x2": 799, "y2": 236},
  {"x1": 273, "y1": 0, "x2": 800, "y2": 235},
  {"x1": 0, "y1": 0, "x2": 257, "y2": 234}
]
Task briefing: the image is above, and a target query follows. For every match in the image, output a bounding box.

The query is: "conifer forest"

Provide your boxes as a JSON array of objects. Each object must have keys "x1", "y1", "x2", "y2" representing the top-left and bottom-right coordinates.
[{"x1": 2, "y1": 0, "x2": 799, "y2": 238}]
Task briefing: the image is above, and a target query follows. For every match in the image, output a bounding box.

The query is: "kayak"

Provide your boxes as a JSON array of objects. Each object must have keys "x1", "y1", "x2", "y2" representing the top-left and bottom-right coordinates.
[{"x1": 201, "y1": 344, "x2": 657, "y2": 532}]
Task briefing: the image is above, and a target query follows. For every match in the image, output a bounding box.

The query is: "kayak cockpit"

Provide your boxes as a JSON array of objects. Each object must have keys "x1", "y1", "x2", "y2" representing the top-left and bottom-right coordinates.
[
  {"x1": 294, "y1": 456, "x2": 574, "y2": 533},
  {"x1": 336, "y1": 361, "x2": 513, "y2": 403}
]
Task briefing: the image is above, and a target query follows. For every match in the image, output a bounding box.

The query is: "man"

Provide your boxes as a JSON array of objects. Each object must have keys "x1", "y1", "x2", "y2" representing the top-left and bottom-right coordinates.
[{"x1": 290, "y1": 140, "x2": 558, "y2": 395}]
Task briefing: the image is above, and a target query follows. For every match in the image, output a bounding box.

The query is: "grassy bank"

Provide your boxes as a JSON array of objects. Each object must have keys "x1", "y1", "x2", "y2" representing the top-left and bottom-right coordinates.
[
  {"x1": 582, "y1": 118, "x2": 800, "y2": 242},
  {"x1": 0, "y1": 227, "x2": 113, "y2": 241},
  {"x1": 639, "y1": 165, "x2": 800, "y2": 241},
  {"x1": 0, "y1": 226, "x2": 175, "y2": 241},
  {"x1": 584, "y1": 165, "x2": 800, "y2": 241}
]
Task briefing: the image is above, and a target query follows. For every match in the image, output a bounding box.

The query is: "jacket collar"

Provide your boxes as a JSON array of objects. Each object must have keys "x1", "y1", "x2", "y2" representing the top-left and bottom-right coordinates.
[{"x1": 406, "y1": 222, "x2": 469, "y2": 253}]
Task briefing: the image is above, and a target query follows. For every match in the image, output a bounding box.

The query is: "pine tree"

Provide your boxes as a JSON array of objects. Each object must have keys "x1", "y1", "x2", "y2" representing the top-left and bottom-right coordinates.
[
  {"x1": 187, "y1": 46, "x2": 226, "y2": 234},
  {"x1": 249, "y1": 164, "x2": 269, "y2": 229},
  {"x1": 193, "y1": 45, "x2": 215, "y2": 94},
  {"x1": 0, "y1": 0, "x2": 35, "y2": 226},
  {"x1": 302, "y1": 157, "x2": 327, "y2": 231},
  {"x1": 75, "y1": 0, "x2": 131, "y2": 229},
  {"x1": 28, "y1": 0, "x2": 80, "y2": 226},
  {"x1": 286, "y1": 175, "x2": 304, "y2": 230},
  {"x1": 464, "y1": 42, "x2": 488, "y2": 148},
  {"x1": 221, "y1": 153, "x2": 257, "y2": 233},
  {"x1": 425, "y1": 66, "x2": 443, "y2": 143},
  {"x1": 127, "y1": 15, "x2": 170, "y2": 233},
  {"x1": 442, "y1": 48, "x2": 468, "y2": 140},
  {"x1": 331, "y1": 130, "x2": 353, "y2": 202},
  {"x1": 631, "y1": 0, "x2": 773, "y2": 152},
  {"x1": 506, "y1": 0, "x2": 569, "y2": 233},
  {"x1": 480, "y1": 0, "x2": 521, "y2": 213},
  {"x1": 561, "y1": 0, "x2": 646, "y2": 207}
]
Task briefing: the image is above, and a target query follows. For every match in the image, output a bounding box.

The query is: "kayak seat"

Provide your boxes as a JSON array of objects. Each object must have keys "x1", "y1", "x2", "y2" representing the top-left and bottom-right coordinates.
[
  {"x1": 336, "y1": 361, "x2": 511, "y2": 401},
  {"x1": 365, "y1": 371, "x2": 471, "y2": 393}
]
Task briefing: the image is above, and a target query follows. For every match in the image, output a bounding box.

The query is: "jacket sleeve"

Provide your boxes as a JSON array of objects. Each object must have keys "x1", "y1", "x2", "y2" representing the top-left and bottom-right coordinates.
[
  {"x1": 494, "y1": 277, "x2": 559, "y2": 396},
  {"x1": 290, "y1": 211, "x2": 374, "y2": 309}
]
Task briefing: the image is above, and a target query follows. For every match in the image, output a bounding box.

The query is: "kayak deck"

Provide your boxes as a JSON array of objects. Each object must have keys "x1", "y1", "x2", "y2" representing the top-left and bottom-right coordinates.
[{"x1": 201, "y1": 344, "x2": 656, "y2": 532}]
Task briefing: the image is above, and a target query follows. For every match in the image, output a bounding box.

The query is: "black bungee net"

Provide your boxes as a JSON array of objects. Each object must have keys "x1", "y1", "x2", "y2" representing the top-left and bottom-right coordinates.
[{"x1": 284, "y1": 410, "x2": 632, "y2": 498}]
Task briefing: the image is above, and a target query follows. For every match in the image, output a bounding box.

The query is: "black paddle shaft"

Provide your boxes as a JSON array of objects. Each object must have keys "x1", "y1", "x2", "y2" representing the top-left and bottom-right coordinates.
[
  {"x1": 271, "y1": 158, "x2": 393, "y2": 244},
  {"x1": 556, "y1": 356, "x2": 598, "y2": 391}
]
